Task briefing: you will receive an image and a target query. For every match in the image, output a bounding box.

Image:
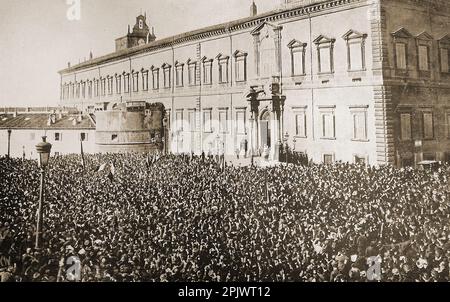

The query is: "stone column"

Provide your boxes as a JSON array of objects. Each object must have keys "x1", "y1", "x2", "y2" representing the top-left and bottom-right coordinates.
[
  {"x1": 254, "y1": 110, "x2": 260, "y2": 155},
  {"x1": 251, "y1": 112, "x2": 259, "y2": 156},
  {"x1": 249, "y1": 115, "x2": 255, "y2": 156},
  {"x1": 252, "y1": 33, "x2": 260, "y2": 77},
  {"x1": 271, "y1": 103, "x2": 280, "y2": 162},
  {"x1": 279, "y1": 104, "x2": 284, "y2": 145},
  {"x1": 274, "y1": 27, "x2": 283, "y2": 77},
  {"x1": 250, "y1": 98, "x2": 260, "y2": 156}
]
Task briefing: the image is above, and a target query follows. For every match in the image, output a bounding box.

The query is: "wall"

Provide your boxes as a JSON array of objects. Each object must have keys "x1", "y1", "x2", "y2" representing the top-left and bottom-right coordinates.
[
  {"x1": 381, "y1": 0, "x2": 450, "y2": 165},
  {"x1": 95, "y1": 102, "x2": 164, "y2": 153},
  {"x1": 0, "y1": 128, "x2": 96, "y2": 159}
]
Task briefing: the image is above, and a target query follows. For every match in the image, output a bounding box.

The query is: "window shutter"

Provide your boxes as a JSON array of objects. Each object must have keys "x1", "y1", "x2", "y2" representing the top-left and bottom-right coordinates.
[
  {"x1": 418, "y1": 45, "x2": 429, "y2": 71},
  {"x1": 319, "y1": 48, "x2": 331, "y2": 72},
  {"x1": 423, "y1": 112, "x2": 434, "y2": 139},
  {"x1": 396, "y1": 43, "x2": 407, "y2": 69},
  {"x1": 349, "y1": 43, "x2": 363, "y2": 70},
  {"x1": 400, "y1": 113, "x2": 412, "y2": 140}
]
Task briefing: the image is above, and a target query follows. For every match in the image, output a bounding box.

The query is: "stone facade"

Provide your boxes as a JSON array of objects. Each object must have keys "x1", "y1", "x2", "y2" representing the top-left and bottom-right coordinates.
[
  {"x1": 380, "y1": 0, "x2": 450, "y2": 166},
  {"x1": 0, "y1": 110, "x2": 96, "y2": 159},
  {"x1": 94, "y1": 101, "x2": 164, "y2": 153},
  {"x1": 58, "y1": 0, "x2": 450, "y2": 166}
]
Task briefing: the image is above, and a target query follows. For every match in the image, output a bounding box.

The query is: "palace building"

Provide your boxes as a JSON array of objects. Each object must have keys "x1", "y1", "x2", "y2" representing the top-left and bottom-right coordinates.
[{"x1": 57, "y1": 0, "x2": 450, "y2": 166}]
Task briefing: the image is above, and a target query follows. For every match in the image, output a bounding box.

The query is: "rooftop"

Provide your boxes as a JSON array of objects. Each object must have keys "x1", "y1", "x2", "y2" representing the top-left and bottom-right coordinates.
[
  {"x1": 0, "y1": 114, "x2": 95, "y2": 130},
  {"x1": 1, "y1": 107, "x2": 79, "y2": 114}
]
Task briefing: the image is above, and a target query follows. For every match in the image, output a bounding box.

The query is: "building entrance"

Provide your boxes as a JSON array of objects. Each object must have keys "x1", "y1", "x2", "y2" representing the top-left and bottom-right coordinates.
[{"x1": 260, "y1": 111, "x2": 271, "y2": 149}]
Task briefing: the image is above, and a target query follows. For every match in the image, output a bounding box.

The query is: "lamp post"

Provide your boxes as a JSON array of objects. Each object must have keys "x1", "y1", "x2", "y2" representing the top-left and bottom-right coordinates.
[
  {"x1": 293, "y1": 137, "x2": 297, "y2": 164},
  {"x1": 162, "y1": 117, "x2": 168, "y2": 155},
  {"x1": 284, "y1": 132, "x2": 289, "y2": 164},
  {"x1": 216, "y1": 134, "x2": 220, "y2": 152},
  {"x1": 35, "y1": 136, "x2": 52, "y2": 250},
  {"x1": 250, "y1": 116, "x2": 254, "y2": 165},
  {"x1": 7, "y1": 129, "x2": 12, "y2": 158}
]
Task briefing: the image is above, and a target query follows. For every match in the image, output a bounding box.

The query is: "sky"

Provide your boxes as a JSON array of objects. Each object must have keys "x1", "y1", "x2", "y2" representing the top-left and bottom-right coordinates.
[{"x1": 0, "y1": 0, "x2": 281, "y2": 107}]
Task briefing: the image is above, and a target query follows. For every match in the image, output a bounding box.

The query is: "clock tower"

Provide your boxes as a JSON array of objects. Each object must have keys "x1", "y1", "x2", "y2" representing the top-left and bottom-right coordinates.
[{"x1": 115, "y1": 13, "x2": 157, "y2": 51}]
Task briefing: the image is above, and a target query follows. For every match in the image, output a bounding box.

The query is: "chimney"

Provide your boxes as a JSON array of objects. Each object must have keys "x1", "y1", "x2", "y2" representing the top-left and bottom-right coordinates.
[
  {"x1": 250, "y1": 1, "x2": 257, "y2": 17},
  {"x1": 13, "y1": 109, "x2": 17, "y2": 118},
  {"x1": 90, "y1": 51, "x2": 93, "y2": 60},
  {"x1": 68, "y1": 62, "x2": 71, "y2": 68}
]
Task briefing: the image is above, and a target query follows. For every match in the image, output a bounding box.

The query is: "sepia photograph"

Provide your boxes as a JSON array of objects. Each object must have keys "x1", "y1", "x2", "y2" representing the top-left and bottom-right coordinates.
[{"x1": 1, "y1": 0, "x2": 450, "y2": 293}]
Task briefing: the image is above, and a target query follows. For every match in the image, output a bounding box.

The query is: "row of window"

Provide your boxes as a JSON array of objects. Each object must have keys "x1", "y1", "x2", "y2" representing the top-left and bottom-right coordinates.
[
  {"x1": 61, "y1": 51, "x2": 248, "y2": 100},
  {"x1": 62, "y1": 29, "x2": 366, "y2": 101},
  {"x1": 293, "y1": 29, "x2": 450, "y2": 77},
  {"x1": 289, "y1": 30, "x2": 368, "y2": 77},
  {"x1": 28, "y1": 132, "x2": 88, "y2": 142},
  {"x1": 399, "y1": 111, "x2": 436, "y2": 141},
  {"x1": 61, "y1": 29, "x2": 370, "y2": 101},
  {"x1": 62, "y1": 28, "x2": 450, "y2": 101},
  {"x1": 320, "y1": 153, "x2": 368, "y2": 165},
  {"x1": 171, "y1": 109, "x2": 247, "y2": 135},
  {"x1": 392, "y1": 29, "x2": 450, "y2": 73},
  {"x1": 294, "y1": 108, "x2": 443, "y2": 142},
  {"x1": 167, "y1": 106, "x2": 368, "y2": 142},
  {"x1": 293, "y1": 106, "x2": 369, "y2": 141}
]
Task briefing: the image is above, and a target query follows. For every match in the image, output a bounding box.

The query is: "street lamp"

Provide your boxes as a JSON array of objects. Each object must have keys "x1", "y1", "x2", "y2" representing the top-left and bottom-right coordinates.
[
  {"x1": 284, "y1": 132, "x2": 289, "y2": 164},
  {"x1": 35, "y1": 136, "x2": 52, "y2": 250},
  {"x1": 7, "y1": 129, "x2": 12, "y2": 158},
  {"x1": 216, "y1": 134, "x2": 220, "y2": 153},
  {"x1": 292, "y1": 137, "x2": 297, "y2": 165}
]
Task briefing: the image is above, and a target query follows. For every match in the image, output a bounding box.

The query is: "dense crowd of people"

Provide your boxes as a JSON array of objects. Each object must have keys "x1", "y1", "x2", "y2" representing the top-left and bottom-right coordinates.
[{"x1": 0, "y1": 153, "x2": 449, "y2": 282}]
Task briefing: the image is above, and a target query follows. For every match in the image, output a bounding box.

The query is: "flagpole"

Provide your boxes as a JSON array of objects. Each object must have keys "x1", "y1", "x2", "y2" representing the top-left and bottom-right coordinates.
[{"x1": 80, "y1": 137, "x2": 85, "y2": 169}]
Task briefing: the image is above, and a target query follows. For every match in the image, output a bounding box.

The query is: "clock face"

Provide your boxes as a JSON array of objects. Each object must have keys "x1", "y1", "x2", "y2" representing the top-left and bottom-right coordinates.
[{"x1": 138, "y1": 39, "x2": 145, "y2": 45}]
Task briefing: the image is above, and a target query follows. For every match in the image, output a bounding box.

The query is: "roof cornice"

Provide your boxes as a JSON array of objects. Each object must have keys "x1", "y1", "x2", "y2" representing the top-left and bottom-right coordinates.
[{"x1": 59, "y1": 0, "x2": 364, "y2": 75}]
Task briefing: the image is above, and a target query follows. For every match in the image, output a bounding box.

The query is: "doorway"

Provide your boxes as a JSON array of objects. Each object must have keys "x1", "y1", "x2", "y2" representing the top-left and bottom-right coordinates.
[{"x1": 260, "y1": 111, "x2": 271, "y2": 149}]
